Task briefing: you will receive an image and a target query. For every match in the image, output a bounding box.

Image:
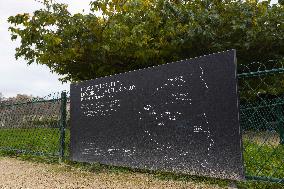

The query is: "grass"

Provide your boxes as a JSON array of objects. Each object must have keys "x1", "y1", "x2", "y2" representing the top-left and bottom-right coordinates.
[
  {"x1": 0, "y1": 128, "x2": 70, "y2": 156},
  {"x1": 0, "y1": 128, "x2": 283, "y2": 188},
  {"x1": 243, "y1": 141, "x2": 284, "y2": 179},
  {"x1": 242, "y1": 131, "x2": 284, "y2": 179}
]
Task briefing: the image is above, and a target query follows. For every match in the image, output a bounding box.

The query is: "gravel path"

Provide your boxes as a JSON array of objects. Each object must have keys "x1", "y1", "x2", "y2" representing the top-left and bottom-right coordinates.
[{"x1": 0, "y1": 157, "x2": 224, "y2": 189}]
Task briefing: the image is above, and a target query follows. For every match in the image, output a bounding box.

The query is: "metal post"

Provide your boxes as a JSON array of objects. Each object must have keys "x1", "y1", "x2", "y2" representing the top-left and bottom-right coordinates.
[
  {"x1": 278, "y1": 123, "x2": 284, "y2": 145},
  {"x1": 59, "y1": 91, "x2": 67, "y2": 161},
  {"x1": 275, "y1": 106, "x2": 284, "y2": 145}
]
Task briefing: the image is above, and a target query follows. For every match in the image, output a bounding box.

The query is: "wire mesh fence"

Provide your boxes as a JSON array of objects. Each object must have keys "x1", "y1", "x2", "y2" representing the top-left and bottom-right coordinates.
[
  {"x1": 0, "y1": 92, "x2": 70, "y2": 157},
  {"x1": 0, "y1": 62, "x2": 283, "y2": 183},
  {"x1": 238, "y1": 61, "x2": 284, "y2": 183}
]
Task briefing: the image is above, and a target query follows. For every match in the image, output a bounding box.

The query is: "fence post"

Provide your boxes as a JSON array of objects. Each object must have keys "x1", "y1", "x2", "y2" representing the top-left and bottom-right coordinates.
[
  {"x1": 59, "y1": 91, "x2": 67, "y2": 161},
  {"x1": 278, "y1": 124, "x2": 284, "y2": 145},
  {"x1": 275, "y1": 106, "x2": 284, "y2": 145}
]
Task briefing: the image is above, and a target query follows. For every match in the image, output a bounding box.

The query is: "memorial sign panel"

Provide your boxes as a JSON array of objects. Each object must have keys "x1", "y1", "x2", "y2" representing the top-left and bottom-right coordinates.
[{"x1": 70, "y1": 50, "x2": 244, "y2": 180}]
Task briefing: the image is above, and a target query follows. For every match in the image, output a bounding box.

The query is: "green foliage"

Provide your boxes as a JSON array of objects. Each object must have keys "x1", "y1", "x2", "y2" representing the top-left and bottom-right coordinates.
[{"x1": 8, "y1": 0, "x2": 284, "y2": 82}]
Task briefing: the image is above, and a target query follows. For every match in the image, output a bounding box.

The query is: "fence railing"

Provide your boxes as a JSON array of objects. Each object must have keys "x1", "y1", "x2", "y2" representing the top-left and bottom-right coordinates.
[{"x1": 0, "y1": 64, "x2": 283, "y2": 183}]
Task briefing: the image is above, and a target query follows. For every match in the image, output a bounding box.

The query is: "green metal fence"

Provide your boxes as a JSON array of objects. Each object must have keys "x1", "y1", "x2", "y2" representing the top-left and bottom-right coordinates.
[
  {"x1": 238, "y1": 62, "x2": 284, "y2": 183},
  {"x1": 0, "y1": 91, "x2": 69, "y2": 158},
  {"x1": 0, "y1": 63, "x2": 283, "y2": 183}
]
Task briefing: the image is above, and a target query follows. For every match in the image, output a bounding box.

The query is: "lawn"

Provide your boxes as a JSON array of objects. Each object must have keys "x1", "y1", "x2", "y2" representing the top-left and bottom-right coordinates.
[
  {"x1": 0, "y1": 128, "x2": 70, "y2": 156},
  {"x1": 242, "y1": 131, "x2": 284, "y2": 179}
]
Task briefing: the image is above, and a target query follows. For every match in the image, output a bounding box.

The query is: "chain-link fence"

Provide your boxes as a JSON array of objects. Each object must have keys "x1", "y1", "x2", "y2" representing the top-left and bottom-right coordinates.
[
  {"x1": 0, "y1": 63, "x2": 283, "y2": 183},
  {"x1": 238, "y1": 61, "x2": 284, "y2": 183},
  {"x1": 0, "y1": 91, "x2": 69, "y2": 158}
]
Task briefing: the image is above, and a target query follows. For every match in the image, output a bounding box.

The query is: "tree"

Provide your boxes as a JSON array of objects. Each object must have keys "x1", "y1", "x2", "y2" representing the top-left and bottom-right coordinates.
[
  {"x1": 1, "y1": 94, "x2": 33, "y2": 103},
  {"x1": 8, "y1": 0, "x2": 284, "y2": 82}
]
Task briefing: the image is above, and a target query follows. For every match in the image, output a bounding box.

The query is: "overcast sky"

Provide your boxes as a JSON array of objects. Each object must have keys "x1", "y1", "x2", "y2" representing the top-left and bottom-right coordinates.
[
  {"x1": 0, "y1": 0, "x2": 92, "y2": 97},
  {"x1": 0, "y1": 0, "x2": 279, "y2": 97}
]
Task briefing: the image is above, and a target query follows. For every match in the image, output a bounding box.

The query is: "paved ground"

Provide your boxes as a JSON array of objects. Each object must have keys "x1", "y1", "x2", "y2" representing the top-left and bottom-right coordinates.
[{"x1": 0, "y1": 157, "x2": 224, "y2": 189}]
